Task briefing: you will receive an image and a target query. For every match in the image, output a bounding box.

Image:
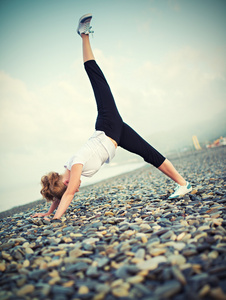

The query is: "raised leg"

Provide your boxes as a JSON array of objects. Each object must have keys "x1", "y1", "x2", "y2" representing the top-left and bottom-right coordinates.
[
  {"x1": 81, "y1": 32, "x2": 123, "y2": 143},
  {"x1": 81, "y1": 34, "x2": 95, "y2": 63}
]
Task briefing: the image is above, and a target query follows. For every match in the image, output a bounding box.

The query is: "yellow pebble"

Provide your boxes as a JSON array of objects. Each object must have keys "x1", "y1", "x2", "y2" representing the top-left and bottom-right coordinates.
[
  {"x1": 17, "y1": 284, "x2": 34, "y2": 296},
  {"x1": 48, "y1": 270, "x2": 59, "y2": 278},
  {"x1": 48, "y1": 277, "x2": 60, "y2": 285},
  {"x1": 78, "y1": 285, "x2": 89, "y2": 294},
  {"x1": 0, "y1": 262, "x2": 6, "y2": 272},
  {"x1": 23, "y1": 260, "x2": 30, "y2": 268},
  {"x1": 54, "y1": 250, "x2": 66, "y2": 256},
  {"x1": 105, "y1": 211, "x2": 114, "y2": 216},
  {"x1": 100, "y1": 230, "x2": 107, "y2": 235},
  {"x1": 63, "y1": 280, "x2": 74, "y2": 287},
  {"x1": 141, "y1": 236, "x2": 148, "y2": 243}
]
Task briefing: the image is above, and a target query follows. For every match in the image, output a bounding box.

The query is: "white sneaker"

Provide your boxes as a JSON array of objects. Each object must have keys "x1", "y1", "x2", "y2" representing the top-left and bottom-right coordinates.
[
  {"x1": 77, "y1": 13, "x2": 94, "y2": 36},
  {"x1": 168, "y1": 181, "x2": 192, "y2": 199}
]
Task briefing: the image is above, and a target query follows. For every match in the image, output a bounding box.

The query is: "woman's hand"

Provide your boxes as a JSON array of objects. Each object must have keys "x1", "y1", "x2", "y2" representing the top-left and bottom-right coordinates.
[{"x1": 30, "y1": 212, "x2": 49, "y2": 218}]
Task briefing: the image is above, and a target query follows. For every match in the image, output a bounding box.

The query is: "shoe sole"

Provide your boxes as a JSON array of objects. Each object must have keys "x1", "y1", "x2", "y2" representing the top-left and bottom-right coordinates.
[{"x1": 77, "y1": 13, "x2": 92, "y2": 34}]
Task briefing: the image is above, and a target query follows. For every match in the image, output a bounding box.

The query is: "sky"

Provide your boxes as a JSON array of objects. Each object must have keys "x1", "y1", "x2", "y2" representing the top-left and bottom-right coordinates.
[{"x1": 0, "y1": 0, "x2": 225, "y2": 205}]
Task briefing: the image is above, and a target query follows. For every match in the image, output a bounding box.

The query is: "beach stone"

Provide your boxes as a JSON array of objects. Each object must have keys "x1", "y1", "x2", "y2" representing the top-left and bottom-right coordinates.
[
  {"x1": 54, "y1": 250, "x2": 66, "y2": 256},
  {"x1": 208, "y1": 250, "x2": 219, "y2": 259},
  {"x1": 83, "y1": 237, "x2": 99, "y2": 245},
  {"x1": 69, "y1": 248, "x2": 83, "y2": 258},
  {"x1": 95, "y1": 283, "x2": 111, "y2": 294},
  {"x1": 111, "y1": 278, "x2": 124, "y2": 288},
  {"x1": 137, "y1": 256, "x2": 167, "y2": 270},
  {"x1": 126, "y1": 275, "x2": 145, "y2": 284},
  {"x1": 67, "y1": 262, "x2": 88, "y2": 272},
  {"x1": 149, "y1": 248, "x2": 167, "y2": 256},
  {"x1": 17, "y1": 284, "x2": 35, "y2": 296},
  {"x1": 52, "y1": 286, "x2": 74, "y2": 296},
  {"x1": 135, "y1": 248, "x2": 146, "y2": 259},
  {"x1": 86, "y1": 266, "x2": 99, "y2": 277},
  {"x1": 97, "y1": 257, "x2": 109, "y2": 268},
  {"x1": 22, "y1": 259, "x2": 30, "y2": 268},
  {"x1": 147, "y1": 237, "x2": 160, "y2": 247},
  {"x1": 198, "y1": 284, "x2": 211, "y2": 298},
  {"x1": 155, "y1": 280, "x2": 181, "y2": 298},
  {"x1": 0, "y1": 262, "x2": 6, "y2": 271},
  {"x1": 105, "y1": 211, "x2": 114, "y2": 216},
  {"x1": 40, "y1": 284, "x2": 51, "y2": 296},
  {"x1": 182, "y1": 249, "x2": 198, "y2": 256},
  {"x1": 168, "y1": 254, "x2": 186, "y2": 266},
  {"x1": 114, "y1": 265, "x2": 127, "y2": 278},
  {"x1": 177, "y1": 232, "x2": 186, "y2": 241},
  {"x1": 16, "y1": 276, "x2": 27, "y2": 287},
  {"x1": 25, "y1": 247, "x2": 34, "y2": 254},
  {"x1": 172, "y1": 242, "x2": 186, "y2": 251},
  {"x1": 172, "y1": 266, "x2": 187, "y2": 285},
  {"x1": 70, "y1": 232, "x2": 83, "y2": 237},
  {"x1": 78, "y1": 285, "x2": 89, "y2": 294},
  {"x1": 47, "y1": 258, "x2": 63, "y2": 267},
  {"x1": 112, "y1": 282, "x2": 130, "y2": 297},
  {"x1": 29, "y1": 269, "x2": 46, "y2": 280},
  {"x1": 141, "y1": 235, "x2": 148, "y2": 243},
  {"x1": 209, "y1": 287, "x2": 226, "y2": 300},
  {"x1": 0, "y1": 147, "x2": 226, "y2": 300},
  {"x1": 1, "y1": 251, "x2": 12, "y2": 261},
  {"x1": 161, "y1": 230, "x2": 175, "y2": 239}
]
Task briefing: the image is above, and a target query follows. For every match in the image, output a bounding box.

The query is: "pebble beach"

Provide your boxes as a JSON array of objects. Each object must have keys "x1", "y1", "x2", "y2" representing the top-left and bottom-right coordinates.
[{"x1": 0, "y1": 146, "x2": 226, "y2": 300}]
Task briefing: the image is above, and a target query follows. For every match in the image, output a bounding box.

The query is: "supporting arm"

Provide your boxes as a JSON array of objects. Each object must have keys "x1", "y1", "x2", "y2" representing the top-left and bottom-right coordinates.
[{"x1": 53, "y1": 164, "x2": 83, "y2": 219}]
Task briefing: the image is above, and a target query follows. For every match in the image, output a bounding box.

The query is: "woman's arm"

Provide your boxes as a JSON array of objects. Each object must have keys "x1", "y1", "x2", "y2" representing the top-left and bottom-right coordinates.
[
  {"x1": 53, "y1": 164, "x2": 83, "y2": 219},
  {"x1": 31, "y1": 198, "x2": 60, "y2": 218}
]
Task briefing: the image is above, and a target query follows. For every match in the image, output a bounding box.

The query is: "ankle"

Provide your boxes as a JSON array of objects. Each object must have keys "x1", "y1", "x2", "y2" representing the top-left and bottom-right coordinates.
[
  {"x1": 177, "y1": 179, "x2": 187, "y2": 186},
  {"x1": 81, "y1": 33, "x2": 89, "y2": 39}
]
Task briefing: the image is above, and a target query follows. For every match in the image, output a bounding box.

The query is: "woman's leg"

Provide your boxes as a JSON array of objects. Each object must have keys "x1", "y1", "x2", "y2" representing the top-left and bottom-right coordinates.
[
  {"x1": 158, "y1": 159, "x2": 186, "y2": 186},
  {"x1": 81, "y1": 34, "x2": 123, "y2": 143},
  {"x1": 118, "y1": 123, "x2": 187, "y2": 186},
  {"x1": 118, "y1": 123, "x2": 165, "y2": 168},
  {"x1": 81, "y1": 34, "x2": 95, "y2": 63}
]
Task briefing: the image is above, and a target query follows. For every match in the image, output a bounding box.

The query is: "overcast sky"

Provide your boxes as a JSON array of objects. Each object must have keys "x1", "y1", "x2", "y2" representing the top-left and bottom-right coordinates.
[{"x1": 0, "y1": 0, "x2": 225, "y2": 196}]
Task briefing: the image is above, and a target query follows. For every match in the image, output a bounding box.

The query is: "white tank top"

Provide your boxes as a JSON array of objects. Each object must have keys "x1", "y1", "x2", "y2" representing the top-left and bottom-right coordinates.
[{"x1": 64, "y1": 131, "x2": 116, "y2": 177}]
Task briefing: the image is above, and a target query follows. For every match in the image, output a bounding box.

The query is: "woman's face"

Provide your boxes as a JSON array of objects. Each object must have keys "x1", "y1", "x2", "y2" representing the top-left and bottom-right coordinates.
[{"x1": 62, "y1": 169, "x2": 70, "y2": 186}]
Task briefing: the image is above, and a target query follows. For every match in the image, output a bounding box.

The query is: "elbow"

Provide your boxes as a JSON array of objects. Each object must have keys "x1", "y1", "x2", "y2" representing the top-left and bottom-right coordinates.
[{"x1": 65, "y1": 182, "x2": 81, "y2": 196}]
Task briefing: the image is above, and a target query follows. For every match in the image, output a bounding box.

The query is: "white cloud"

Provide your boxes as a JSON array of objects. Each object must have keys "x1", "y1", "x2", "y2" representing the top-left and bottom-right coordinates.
[
  {"x1": 134, "y1": 46, "x2": 226, "y2": 126},
  {"x1": 0, "y1": 69, "x2": 95, "y2": 189}
]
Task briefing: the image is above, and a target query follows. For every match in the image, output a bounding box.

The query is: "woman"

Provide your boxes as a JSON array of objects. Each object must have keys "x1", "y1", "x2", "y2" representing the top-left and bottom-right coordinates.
[{"x1": 32, "y1": 14, "x2": 192, "y2": 220}]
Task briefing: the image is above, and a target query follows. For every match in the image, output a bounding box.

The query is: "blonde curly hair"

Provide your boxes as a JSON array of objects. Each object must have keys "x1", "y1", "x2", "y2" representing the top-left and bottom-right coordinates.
[{"x1": 40, "y1": 172, "x2": 67, "y2": 201}]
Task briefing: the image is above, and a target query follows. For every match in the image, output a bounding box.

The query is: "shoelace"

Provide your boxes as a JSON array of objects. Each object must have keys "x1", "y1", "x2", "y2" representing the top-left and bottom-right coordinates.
[
  {"x1": 82, "y1": 20, "x2": 94, "y2": 34},
  {"x1": 173, "y1": 184, "x2": 180, "y2": 192},
  {"x1": 87, "y1": 26, "x2": 94, "y2": 36}
]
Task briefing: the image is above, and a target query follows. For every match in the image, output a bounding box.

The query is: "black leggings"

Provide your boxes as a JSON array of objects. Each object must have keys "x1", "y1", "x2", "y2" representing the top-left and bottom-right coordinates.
[{"x1": 84, "y1": 60, "x2": 166, "y2": 168}]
